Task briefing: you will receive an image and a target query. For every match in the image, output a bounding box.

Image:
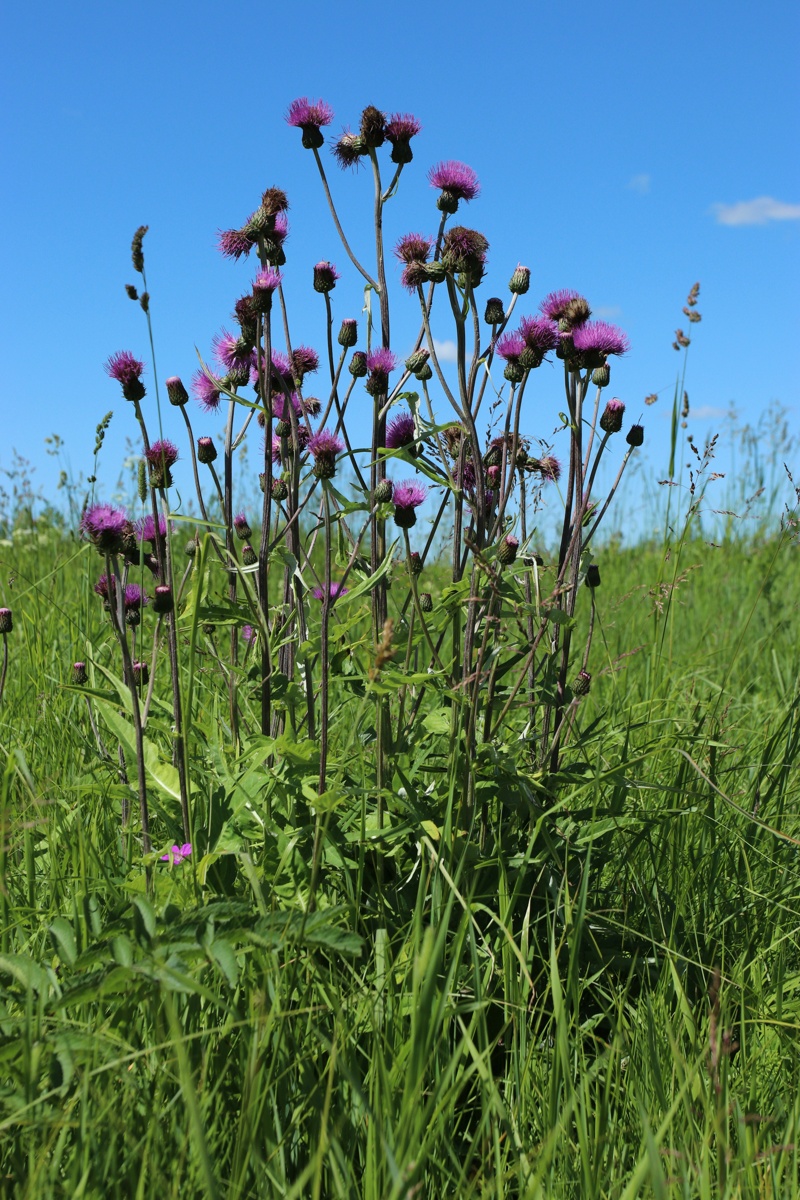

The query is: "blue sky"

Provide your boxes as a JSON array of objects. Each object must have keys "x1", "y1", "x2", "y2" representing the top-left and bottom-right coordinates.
[{"x1": 1, "y1": 0, "x2": 798, "y2": 538}]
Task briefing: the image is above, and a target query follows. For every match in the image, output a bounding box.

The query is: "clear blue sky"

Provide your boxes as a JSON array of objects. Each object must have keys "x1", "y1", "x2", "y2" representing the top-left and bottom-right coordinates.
[{"x1": 1, "y1": 0, "x2": 798, "y2": 535}]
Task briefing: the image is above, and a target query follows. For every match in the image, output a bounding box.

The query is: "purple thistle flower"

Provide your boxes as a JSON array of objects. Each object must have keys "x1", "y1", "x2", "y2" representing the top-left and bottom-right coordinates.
[
  {"x1": 311, "y1": 582, "x2": 349, "y2": 601},
  {"x1": 94, "y1": 574, "x2": 115, "y2": 599},
  {"x1": 81, "y1": 504, "x2": 129, "y2": 554},
  {"x1": 535, "y1": 455, "x2": 561, "y2": 482},
  {"x1": 313, "y1": 261, "x2": 340, "y2": 293},
  {"x1": 308, "y1": 428, "x2": 344, "y2": 479},
  {"x1": 393, "y1": 479, "x2": 427, "y2": 528},
  {"x1": 271, "y1": 434, "x2": 283, "y2": 464},
  {"x1": 217, "y1": 227, "x2": 256, "y2": 260},
  {"x1": 192, "y1": 370, "x2": 223, "y2": 413},
  {"x1": 400, "y1": 262, "x2": 429, "y2": 291},
  {"x1": 394, "y1": 233, "x2": 433, "y2": 264},
  {"x1": 496, "y1": 332, "x2": 525, "y2": 362},
  {"x1": 252, "y1": 267, "x2": 283, "y2": 311},
  {"x1": 441, "y1": 226, "x2": 489, "y2": 285},
  {"x1": 212, "y1": 330, "x2": 253, "y2": 377},
  {"x1": 599, "y1": 396, "x2": 626, "y2": 433},
  {"x1": 135, "y1": 512, "x2": 168, "y2": 544},
  {"x1": 386, "y1": 412, "x2": 416, "y2": 450},
  {"x1": 233, "y1": 512, "x2": 252, "y2": 540},
  {"x1": 291, "y1": 345, "x2": 319, "y2": 382},
  {"x1": 539, "y1": 289, "x2": 588, "y2": 323},
  {"x1": 428, "y1": 161, "x2": 480, "y2": 212},
  {"x1": 160, "y1": 843, "x2": 192, "y2": 865},
  {"x1": 105, "y1": 350, "x2": 146, "y2": 403},
  {"x1": 385, "y1": 113, "x2": 422, "y2": 164},
  {"x1": 241, "y1": 624, "x2": 257, "y2": 645},
  {"x1": 124, "y1": 583, "x2": 147, "y2": 611},
  {"x1": 518, "y1": 316, "x2": 560, "y2": 352},
  {"x1": 286, "y1": 96, "x2": 334, "y2": 149},
  {"x1": 365, "y1": 347, "x2": 398, "y2": 396},
  {"x1": 145, "y1": 440, "x2": 179, "y2": 489},
  {"x1": 572, "y1": 321, "x2": 630, "y2": 360}
]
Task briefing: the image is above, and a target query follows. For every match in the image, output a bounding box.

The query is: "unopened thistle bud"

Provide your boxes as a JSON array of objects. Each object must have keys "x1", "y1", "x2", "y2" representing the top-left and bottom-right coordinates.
[
  {"x1": 233, "y1": 513, "x2": 252, "y2": 541},
  {"x1": 404, "y1": 349, "x2": 429, "y2": 375},
  {"x1": 572, "y1": 670, "x2": 591, "y2": 696},
  {"x1": 508, "y1": 265, "x2": 530, "y2": 295},
  {"x1": 416, "y1": 362, "x2": 433, "y2": 381},
  {"x1": 424, "y1": 260, "x2": 447, "y2": 284},
  {"x1": 585, "y1": 564, "x2": 601, "y2": 588},
  {"x1": 132, "y1": 660, "x2": 149, "y2": 687},
  {"x1": 626, "y1": 424, "x2": 644, "y2": 447},
  {"x1": 592, "y1": 363, "x2": 610, "y2": 388},
  {"x1": 497, "y1": 534, "x2": 519, "y2": 565},
  {"x1": 152, "y1": 585, "x2": 173, "y2": 615},
  {"x1": 419, "y1": 592, "x2": 433, "y2": 613},
  {"x1": 313, "y1": 260, "x2": 340, "y2": 293},
  {"x1": 137, "y1": 459, "x2": 147, "y2": 503},
  {"x1": 274, "y1": 419, "x2": 291, "y2": 438},
  {"x1": 374, "y1": 478, "x2": 394, "y2": 504},
  {"x1": 349, "y1": 351, "x2": 368, "y2": 378},
  {"x1": 504, "y1": 361, "x2": 525, "y2": 384},
  {"x1": 409, "y1": 551, "x2": 423, "y2": 576},
  {"x1": 0, "y1": 608, "x2": 12, "y2": 634},
  {"x1": 484, "y1": 296, "x2": 505, "y2": 324},
  {"x1": 338, "y1": 318, "x2": 358, "y2": 348},
  {"x1": 197, "y1": 436, "x2": 217, "y2": 464},
  {"x1": 271, "y1": 477, "x2": 288, "y2": 501},
  {"x1": 241, "y1": 544, "x2": 257, "y2": 566},
  {"x1": 599, "y1": 398, "x2": 625, "y2": 434},
  {"x1": 185, "y1": 537, "x2": 198, "y2": 558},
  {"x1": 72, "y1": 661, "x2": 88, "y2": 686},
  {"x1": 166, "y1": 375, "x2": 189, "y2": 407}
]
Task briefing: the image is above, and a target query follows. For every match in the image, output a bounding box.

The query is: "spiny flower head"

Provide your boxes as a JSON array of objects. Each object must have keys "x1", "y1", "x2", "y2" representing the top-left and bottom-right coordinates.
[
  {"x1": 572, "y1": 321, "x2": 630, "y2": 361},
  {"x1": 213, "y1": 330, "x2": 254, "y2": 378},
  {"x1": 509, "y1": 264, "x2": 531, "y2": 295},
  {"x1": 313, "y1": 261, "x2": 340, "y2": 293},
  {"x1": 338, "y1": 318, "x2": 357, "y2": 348},
  {"x1": 385, "y1": 113, "x2": 422, "y2": 164},
  {"x1": 135, "y1": 512, "x2": 168, "y2": 544},
  {"x1": 394, "y1": 233, "x2": 433, "y2": 265},
  {"x1": 291, "y1": 345, "x2": 319, "y2": 382},
  {"x1": 252, "y1": 267, "x2": 282, "y2": 312},
  {"x1": 192, "y1": 370, "x2": 223, "y2": 413},
  {"x1": 365, "y1": 348, "x2": 397, "y2": 395},
  {"x1": 496, "y1": 331, "x2": 525, "y2": 362},
  {"x1": 332, "y1": 129, "x2": 367, "y2": 170},
  {"x1": 401, "y1": 261, "x2": 429, "y2": 291},
  {"x1": 393, "y1": 479, "x2": 427, "y2": 528},
  {"x1": 217, "y1": 227, "x2": 256, "y2": 260},
  {"x1": 233, "y1": 512, "x2": 252, "y2": 541},
  {"x1": 311, "y1": 582, "x2": 349, "y2": 601},
  {"x1": 428, "y1": 160, "x2": 480, "y2": 212},
  {"x1": 81, "y1": 504, "x2": 130, "y2": 554},
  {"x1": 308, "y1": 429, "x2": 344, "y2": 479},
  {"x1": 441, "y1": 226, "x2": 488, "y2": 285},
  {"x1": 386, "y1": 412, "x2": 416, "y2": 450},
  {"x1": 517, "y1": 316, "x2": 560, "y2": 368},
  {"x1": 197, "y1": 436, "x2": 217, "y2": 464},
  {"x1": 599, "y1": 397, "x2": 626, "y2": 433},
  {"x1": 145, "y1": 440, "x2": 179, "y2": 488},
  {"x1": 286, "y1": 96, "x2": 334, "y2": 149},
  {"x1": 360, "y1": 104, "x2": 386, "y2": 148},
  {"x1": 532, "y1": 454, "x2": 561, "y2": 482},
  {"x1": 539, "y1": 289, "x2": 591, "y2": 328},
  {"x1": 124, "y1": 583, "x2": 147, "y2": 611},
  {"x1": 165, "y1": 376, "x2": 189, "y2": 407},
  {"x1": 105, "y1": 351, "x2": 146, "y2": 403}
]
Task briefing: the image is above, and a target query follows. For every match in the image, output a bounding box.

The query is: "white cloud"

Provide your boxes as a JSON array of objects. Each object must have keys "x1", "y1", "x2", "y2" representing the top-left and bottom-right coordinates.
[
  {"x1": 628, "y1": 173, "x2": 651, "y2": 195},
  {"x1": 593, "y1": 305, "x2": 621, "y2": 319},
  {"x1": 712, "y1": 196, "x2": 800, "y2": 226},
  {"x1": 688, "y1": 405, "x2": 728, "y2": 421},
  {"x1": 433, "y1": 338, "x2": 458, "y2": 363}
]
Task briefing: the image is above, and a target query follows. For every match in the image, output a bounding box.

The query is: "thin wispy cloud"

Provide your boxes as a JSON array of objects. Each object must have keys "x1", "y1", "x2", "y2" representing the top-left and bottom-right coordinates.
[
  {"x1": 433, "y1": 338, "x2": 458, "y2": 363},
  {"x1": 593, "y1": 305, "x2": 622, "y2": 319},
  {"x1": 712, "y1": 196, "x2": 800, "y2": 226},
  {"x1": 628, "y1": 173, "x2": 651, "y2": 195},
  {"x1": 688, "y1": 405, "x2": 728, "y2": 421}
]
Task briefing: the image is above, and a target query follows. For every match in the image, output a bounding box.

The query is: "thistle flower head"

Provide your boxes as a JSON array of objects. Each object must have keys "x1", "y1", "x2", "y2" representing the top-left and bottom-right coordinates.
[
  {"x1": 572, "y1": 320, "x2": 630, "y2": 362},
  {"x1": 123, "y1": 583, "x2": 147, "y2": 611},
  {"x1": 539, "y1": 289, "x2": 590, "y2": 327},
  {"x1": 401, "y1": 262, "x2": 429, "y2": 291},
  {"x1": 599, "y1": 397, "x2": 626, "y2": 433},
  {"x1": 217, "y1": 227, "x2": 256, "y2": 260},
  {"x1": 308, "y1": 429, "x2": 344, "y2": 479},
  {"x1": 311, "y1": 582, "x2": 349, "y2": 601},
  {"x1": 331, "y1": 129, "x2": 368, "y2": 170},
  {"x1": 338, "y1": 318, "x2": 358, "y2": 348},
  {"x1": 428, "y1": 160, "x2": 480, "y2": 212},
  {"x1": 533, "y1": 454, "x2": 561, "y2": 482},
  {"x1": 81, "y1": 504, "x2": 129, "y2": 554},
  {"x1": 197, "y1": 436, "x2": 217, "y2": 464},
  {"x1": 519, "y1": 316, "x2": 560, "y2": 353},
  {"x1": 365, "y1": 347, "x2": 397, "y2": 395},
  {"x1": 441, "y1": 226, "x2": 488, "y2": 284},
  {"x1": 360, "y1": 104, "x2": 386, "y2": 148},
  {"x1": 72, "y1": 661, "x2": 87, "y2": 685},
  {"x1": 252, "y1": 267, "x2": 282, "y2": 311},
  {"x1": 495, "y1": 331, "x2": 525, "y2": 362},
  {"x1": 385, "y1": 112, "x2": 422, "y2": 164},
  {"x1": 233, "y1": 512, "x2": 252, "y2": 540},
  {"x1": 349, "y1": 350, "x2": 368, "y2": 378},
  {"x1": 497, "y1": 534, "x2": 519, "y2": 565},
  {"x1": 626, "y1": 424, "x2": 644, "y2": 447},
  {"x1": 105, "y1": 351, "x2": 146, "y2": 403},
  {"x1": 192, "y1": 370, "x2": 223, "y2": 413},
  {"x1": 145, "y1": 439, "x2": 179, "y2": 488},
  {"x1": 241, "y1": 624, "x2": 257, "y2": 645},
  {"x1": 212, "y1": 330, "x2": 253, "y2": 377},
  {"x1": 393, "y1": 480, "x2": 427, "y2": 528},
  {"x1": 135, "y1": 512, "x2": 168, "y2": 544},
  {"x1": 286, "y1": 96, "x2": 334, "y2": 149},
  {"x1": 509, "y1": 264, "x2": 531, "y2": 295},
  {"x1": 291, "y1": 345, "x2": 319, "y2": 382},
  {"x1": 152, "y1": 585, "x2": 174, "y2": 615},
  {"x1": 394, "y1": 233, "x2": 433, "y2": 265},
  {"x1": 386, "y1": 412, "x2": 416, "y2": 450},
  {"x1": 313, "y1": 261, "x2": 340, "y2": 293},
  {"x1": 165, "y1": 376, "x2": 189, "y2": 407}
]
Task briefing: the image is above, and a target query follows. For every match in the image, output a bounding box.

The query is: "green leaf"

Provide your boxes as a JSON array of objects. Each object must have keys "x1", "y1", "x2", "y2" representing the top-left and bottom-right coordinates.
[
  {"x1": 48, "y1": 918, "x2": 77, "y2": 966},
  {"x1": 0, "y1": 954, "x2": 51, "y2": 995},
  {"x1": 94, "y1": 699, "x2": 182, "y2": 803},
  {"x1": 422, "y1": 707, "x2": 451, "y2": 735}
]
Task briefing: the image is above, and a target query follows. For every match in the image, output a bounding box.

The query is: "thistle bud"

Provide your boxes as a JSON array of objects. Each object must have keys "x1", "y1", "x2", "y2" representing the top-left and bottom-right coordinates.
[
  {"x1": 185, "y1": 537, "x2": 198, "y2": 558},
  {"x1": 626, "y1": 424, "x2": 644, "y2": 447},
  {"x1": 572, "y1": 670, "x2": 591, "y2": 696},
  {"x1": 132, "y1": 660, "x2": 149, "y2": 687},
  {"x1": 484, "y1": 296, "x2": 505, "y2": 324},
  {"x1": 233, "y1": 513, "x2": 252, "y2": 541},
  {"x1": 313, "y1": 261, "x2": 339, "y2": 293},
  {"x1": 409, "y1": 551, "x2": 423, "y2": 576},
  {"x1": 585, "y1": 564, "x2": 601, "y2": 588},
  {"x1": 271, "y1": 477, "x2": 289, "y2": 501},
  {"x1": 338, "y1": 318, "x2": 358, "y2": 348},
  {"x1": 373, "y1": 478, "x2": 394, "y2": 504},
  {"x1": 503, "y1": 361, "x2": 525, "y2": 384},
  {"x1": 508, "y1": 265, "x2": 530, "y2": 295},
  {"x1": 274, "y1": 419, "x2": 291, "y2": 438},
  {"x1": 497, "y1": 534, "x2": 519, "y2": 565},
  {"x1": 197, "y1": 436, "x2": 217, "y2": 464},
  {"x1": 349, "y1": 351, "x2": 368, "y2": 378},
  {"x1": 416, "y1": 362, "x2": 433, "y2": 381},
  {"x1": 419, "y1": 592, "x2": 433, "y2": 613},
  {"x1": 599, "y1": 398, "x2": 625, "y2": 434},
  {"x1": 152, "y1": 585, "x2": 173, "y2": 615},
  {"x1": 404, "y1": 349, "x2": 430, "y2": 375},
  {"x1": 72, "y1": 661, "x2": 88, "y2": 686},
  {"x1": 591, "y1": 363, "x2": 610, "y2": 388},
  {"x1": 424, "y1": 261, "x2": 447, "y2": 284},
  {"x1": 241, "y1": 544, "x2": 257, "y2": 566},
  {"x1": 0, "y1": 608, "x2": 14, "y2": 635}
]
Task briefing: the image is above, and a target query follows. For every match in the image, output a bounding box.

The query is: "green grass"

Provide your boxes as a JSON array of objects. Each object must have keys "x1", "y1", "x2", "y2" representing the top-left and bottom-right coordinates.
[{"x1": 1, "y1": 523, "x2": 800, "y2": 1198}]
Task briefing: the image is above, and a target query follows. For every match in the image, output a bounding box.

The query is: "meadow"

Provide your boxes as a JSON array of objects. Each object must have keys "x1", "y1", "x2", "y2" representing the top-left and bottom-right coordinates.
[{"x1": 1, "y1": 98, "x2": 800, "y2": 1198}]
